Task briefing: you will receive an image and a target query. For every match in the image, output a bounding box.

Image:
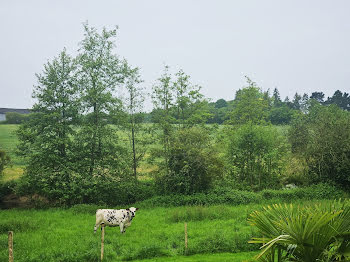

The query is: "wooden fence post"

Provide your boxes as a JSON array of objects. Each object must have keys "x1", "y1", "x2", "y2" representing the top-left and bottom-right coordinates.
[
  {"x1": 8, "y1": 231, "x2": 13, "y2": 262},
  {"x1": 184, "y1": 223, "x2": 188, "y2": 255},
  {"x1": 101, "y1": 226, "x2": 105, "y2": 261}
]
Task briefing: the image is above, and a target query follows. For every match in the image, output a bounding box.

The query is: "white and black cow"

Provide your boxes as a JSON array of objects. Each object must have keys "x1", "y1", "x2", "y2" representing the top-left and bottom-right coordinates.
[{"x1": 94, "y1": 207, "x2": 139, "y2": 234}]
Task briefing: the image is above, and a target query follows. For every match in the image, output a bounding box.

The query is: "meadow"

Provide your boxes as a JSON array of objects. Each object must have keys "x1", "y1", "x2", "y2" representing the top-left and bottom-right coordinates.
[{"x1": 0, "y1": 200, "x2": 336, "y2": 262}]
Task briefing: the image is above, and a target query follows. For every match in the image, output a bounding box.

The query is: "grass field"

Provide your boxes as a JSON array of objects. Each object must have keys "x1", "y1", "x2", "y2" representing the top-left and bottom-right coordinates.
[
  {"x1": 0, "y1": 124, "x2": 25, "y2": 181},
  {"x1": 0, "y1": 203, "x2": 267, "y2": 261}
]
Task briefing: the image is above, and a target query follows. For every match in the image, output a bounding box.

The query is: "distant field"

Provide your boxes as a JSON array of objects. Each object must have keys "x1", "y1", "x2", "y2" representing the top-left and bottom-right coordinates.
[{"x1": 0, "y1": 124, "x2": 24, "y2": 181}]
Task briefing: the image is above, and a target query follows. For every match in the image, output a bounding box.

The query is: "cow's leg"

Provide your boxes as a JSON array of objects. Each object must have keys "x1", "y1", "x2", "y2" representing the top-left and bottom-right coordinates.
[
  {"x1": 119, "y1": 223, "x2": 124, "y2": 234},
  {"x1": 94, "y1": 215, "x2": 103, "y2": 233}
]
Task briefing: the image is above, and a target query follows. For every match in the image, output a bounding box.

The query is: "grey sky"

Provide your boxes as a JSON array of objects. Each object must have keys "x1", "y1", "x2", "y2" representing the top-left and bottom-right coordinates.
[{"x1": 1, "y1": 0, "x2": 350, "y2": 111}]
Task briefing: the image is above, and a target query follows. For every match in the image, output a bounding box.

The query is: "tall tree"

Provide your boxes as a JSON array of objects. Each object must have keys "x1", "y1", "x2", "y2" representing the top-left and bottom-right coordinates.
[
  {"x1": 292, "y1": 92, "x2": 302, "y2": 110},
  {"x1": 310, "y1": 91, "x2": 325, "y2": 104},
  {"x1": 300, "y1": 93, "x2": 309, "y2": 113},
  {"x1": 325, "y1": 90, "x2": 350, "y2": 111},
  {"x1": 151, "y1": 65, "x2": 174, "y2": 173},
  {"x1": 289, "y1": 103, "x2": 350, "y2": 188},
  {"x1": 76, "y1": 23, "x2": 129, "y2": 177},
  {"x1": 229, "y1": 77, "x2": 269, "y2": 125},
  {"x1": 173, "y1": 69, "x2": 210, "y2": 128},
  {"x1": 272, "y1": 88, "x2": 282, "y2": 106},
  {"x1": 16, "y1": 49, "x2": 79, "y2": 199},
  {"x1": 123, "y1": 67, "x2": 147, "y2": 180}
]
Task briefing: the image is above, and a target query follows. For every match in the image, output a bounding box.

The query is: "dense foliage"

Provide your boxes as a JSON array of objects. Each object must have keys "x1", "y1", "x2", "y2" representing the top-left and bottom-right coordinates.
[
  {"x1": 289, "y1": 103, "x2": 350, "y2": 188},
  {"x1": 156, "y1": 127, "x2": 224, "y2": 194},
  {"x1": 249, "y1": 200, "x2": 350, "y2": 261},
  {"x1": 227, "y1": 124, "x2": 288, "y2": 190}
]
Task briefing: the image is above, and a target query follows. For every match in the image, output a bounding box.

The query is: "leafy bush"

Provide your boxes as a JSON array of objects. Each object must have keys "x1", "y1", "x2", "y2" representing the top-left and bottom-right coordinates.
[
  {"x1": 249, "y1": 200, "x2": 350, "y2": 261},
  {"x1": 226, "y1": 124, "x2": 289, "y2": 190},
  {"x1": 16, "y1": 174, "x2": 156, "y2": 207},
  {"x1": 261, "y1": 183, "x2": 345, "y2": 201},
  {"x1": 289, "y1": 103, "x2": 350, "y2": 188},
  {"x1": 156, "y1": 127, "x2": 224, "y2": 194},
  {"x1": 139, "y1": 185, "x2": 345, "y2": 208},
  {"x1": 0, "y1": 180, "x2": 16, "y2": 207}
]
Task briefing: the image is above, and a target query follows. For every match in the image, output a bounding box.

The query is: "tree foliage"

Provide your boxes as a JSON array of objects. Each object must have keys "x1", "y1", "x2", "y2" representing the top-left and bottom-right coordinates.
[
  {"x1": 229, "y1": 77, "x2": 270, "y2": 125},
  {"x1": 156, "y1": 127, "x2": 223, "y2": 194},
  {"x1": 75, "y1": 23, "x2": 130, "y2": 177},
  {"x1": 227, "y1": 124, "x2": 288, "y2": 190},
  {"x1": 289, "y1": 103, "x2": 350, "y2": 188}
]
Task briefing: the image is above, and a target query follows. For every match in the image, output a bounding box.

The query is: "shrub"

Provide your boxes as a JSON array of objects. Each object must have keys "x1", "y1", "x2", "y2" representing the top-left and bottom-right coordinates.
[
  {"x1": 249, "y1": 200, "x2": 350, "y2": 261},
  {"x1": 156, "y1": 127, "x2": 224, "y2": 194},
  {"x1": 0, "y1": 180, "x2": 16, "y2": 207},
  {"x1": 226, "y1": 124, "x2": 289, "y2": 190},
  {"x1": 260, "y1": 183, "x2": 345, "y2": 201},
  {"x1": 289, "y1": 103, "x2": 350, "y2": 189},
  {"x1": 16, "y1": 174, "x2": 156, "y2": 207}
]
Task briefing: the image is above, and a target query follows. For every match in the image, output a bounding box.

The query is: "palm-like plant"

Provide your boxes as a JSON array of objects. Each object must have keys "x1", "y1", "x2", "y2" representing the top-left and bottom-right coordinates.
[{"x1": 248, "y1": 200, "x2": 350, "y2": 261}]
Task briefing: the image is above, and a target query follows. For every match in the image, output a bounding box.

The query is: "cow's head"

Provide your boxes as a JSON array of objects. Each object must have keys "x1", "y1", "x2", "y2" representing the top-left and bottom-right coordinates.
[{"x1": 127, "y1": 207, "x2": 139, "y2": 219}]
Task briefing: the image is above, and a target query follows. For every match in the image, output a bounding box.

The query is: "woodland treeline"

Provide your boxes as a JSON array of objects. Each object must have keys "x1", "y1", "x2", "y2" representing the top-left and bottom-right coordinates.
[{"x1": 0, "y1": 24, "x2": 349, "y2": 205}]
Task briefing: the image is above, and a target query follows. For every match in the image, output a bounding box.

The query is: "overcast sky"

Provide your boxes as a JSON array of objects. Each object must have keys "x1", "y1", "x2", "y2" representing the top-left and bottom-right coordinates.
[{"x1": 1, "y1": 0, "x2": 350, "y2": 110}]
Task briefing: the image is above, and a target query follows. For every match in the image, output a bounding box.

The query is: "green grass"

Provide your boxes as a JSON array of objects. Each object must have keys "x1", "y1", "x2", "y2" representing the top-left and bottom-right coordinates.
[
  {"x1": 0, "y1": 124, "x2": 24, "y2": 166},
  {"x1": 0, "y1": 204, "x2": 263, "y2": 261},
  {"x1": 0, "y1": 200, "x2": 338, "y2": 261},
  {"x1": 132, "y1": 252, "x2": 258, "y2": 261}
]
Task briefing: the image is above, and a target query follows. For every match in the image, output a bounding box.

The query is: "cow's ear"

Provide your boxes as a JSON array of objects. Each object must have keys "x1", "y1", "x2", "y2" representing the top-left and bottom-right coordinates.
[
  {"x1": 126, "y1": 208, "x2": 130, "y2": 211},
  {"x1": 136, "y1": 208, "x2": 139, "y2": 211}
]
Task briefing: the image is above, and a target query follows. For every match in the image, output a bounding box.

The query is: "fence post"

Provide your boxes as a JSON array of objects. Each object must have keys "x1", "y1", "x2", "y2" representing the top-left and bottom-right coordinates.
[
  {"x1": 8, "y1": 231, "x2": 13, "y2": 262},
  {"x1": 184, "y1": 223, "x2": 188, "y2": 255},
  {"x1": 101, "y1": 226, "x2": 105, "y2": 261}
]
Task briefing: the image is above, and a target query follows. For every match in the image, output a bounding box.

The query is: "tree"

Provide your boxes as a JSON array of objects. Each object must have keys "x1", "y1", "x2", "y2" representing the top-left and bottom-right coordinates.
[
  {"x1": 227, "y1": 124, "x2": 288, "y2": 190},
  {"x1": 156, "y1": 127, "x2": 223, "y2": 194},
  {"x1": 269, "y1": 104, "x2": 294, "y2": 125},
  {"x1": 173, "y1": 69, "x2": 211, "y2": 128},
  {"x1": 215, "y1": 98, "x2": 228, "y2": 109},
  {"x1": 75, "y1": 23, "x2": 130, "y2": 178},
  {"x1": 325, "y1": 90, "x2": 350, "y2": 111},
  {"x1": 16, "y1": 49, "x2": 79, "y2": 200},
  {"x1": 292, "y1": 92, "x2": 302, "y2": 110},
  {"x1": 272, "y1": 88, "x2": 282, "y2": 106},
  {"x1": 123, "y1": 67, "x2": 148, "y2": 180},
  {"x1": 300, "y1": 93, "x2": 309, "y2": 113},
  {"x1": 289, "y1": 103, "x2": 350, "y2": 188},
  {"x1": 310, "y1": 91, "x2": 325, "y2": 104},
  {"x1": 151, "y1": 65, "x2": 175, "y2": 173},
  {"x1": 229, "y1": 77, "x2": 270, "y2": 125}
]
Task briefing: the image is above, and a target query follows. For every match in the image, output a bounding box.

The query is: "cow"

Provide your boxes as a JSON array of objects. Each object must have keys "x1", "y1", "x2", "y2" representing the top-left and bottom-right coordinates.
[{"x1": 94, "y1": 207, "x2": 139, "y2": 234}]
